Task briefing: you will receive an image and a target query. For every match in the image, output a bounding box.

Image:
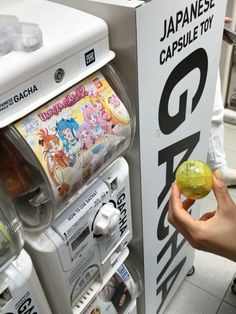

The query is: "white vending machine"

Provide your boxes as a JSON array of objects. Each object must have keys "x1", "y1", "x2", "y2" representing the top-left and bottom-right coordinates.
[
  {"x1": 0, "y1": 185, "x2": 52, "y2": 314},
  {"x1": 50, "y1": 0, "x2": 227, "y2": 313},
  {"x1": 0, "y1": 249, "x2": 52, "y2": 314},
  {"x1": 0, "y1": 1, "x2": 141, "y2": 313}
]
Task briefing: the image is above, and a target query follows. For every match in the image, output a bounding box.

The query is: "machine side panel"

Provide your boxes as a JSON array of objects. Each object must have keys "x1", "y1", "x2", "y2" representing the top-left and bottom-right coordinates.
[{"x1": 136, "y1": 1, "x2": 227, "y2": 313}]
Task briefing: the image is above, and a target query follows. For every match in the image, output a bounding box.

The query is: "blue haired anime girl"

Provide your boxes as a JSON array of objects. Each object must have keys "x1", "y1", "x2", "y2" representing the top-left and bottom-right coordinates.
[{"x1": 55, "y1": 118, "x2": 80, "y2": 167}]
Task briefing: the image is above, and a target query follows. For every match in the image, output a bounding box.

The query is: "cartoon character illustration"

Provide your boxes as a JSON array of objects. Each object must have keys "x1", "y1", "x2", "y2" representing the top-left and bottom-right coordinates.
[
  {"x1": 108, "y1": 94, "x2": 121, "y2": 109},
  {"x1": 55, "y1": 118, "x2": 80, "y2": 166},
  {"x1": 83, "y1": 105, "x2": 112, "y2": 139},
  {"x1": 95, "y1": 93, "x2": 122, "y2": 126},
  {"x1": 76, "y1": 125, "x2": 95, "y2": 150},
  {"x1": 38, "y1": 128, "x2": 70, "y2": 197},
  {"x1": 107, "y1": 93, "x2": 130, "y2": 126},
  {"x1": 90, "y1": 95, "x2": 111, "y2": 122}
]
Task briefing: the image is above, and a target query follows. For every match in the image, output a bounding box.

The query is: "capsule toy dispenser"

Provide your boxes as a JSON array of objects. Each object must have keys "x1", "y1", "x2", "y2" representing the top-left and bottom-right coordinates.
[
  {"x1": 0, "y1": 1, "x2": 136, "y2": 313},
  {"x1": 0, "y1": 185, "x2": 24, "y2": 273},
  {"x1": 1, "y1": 64, "x2": 134, "y2": 233},
  {"x1": 0, "y1": 186, "x2": 52, "y2": 314},
  {"x1": 0, "y1": 250, "x2": 52, "y2": 314},
  {"x1": 0, "y1": 0, "x2": 134, "y2": 232},
  {"x1": 25, "y1": 157, "x2": 135, "y2": 314}
]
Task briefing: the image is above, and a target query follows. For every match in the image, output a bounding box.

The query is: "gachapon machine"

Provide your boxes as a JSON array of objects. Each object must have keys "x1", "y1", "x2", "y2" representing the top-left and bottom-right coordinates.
[
  {"x1": 0, "y1": 0, "x2": 135, "y2": 232},
  {"x1": 0, "y1": 184, "x2": 24, "y2": 272},
  {"x1": 0, "y1": 249, "x2": 52, "y2": 314},
  {"x1": 24, "y1": 156, "x2": 134, "y2": 314},
  {"x1": 0, "y1": 186, "x2": 52, "y2": 314},
  {"x1": 0, "y1": 1, "x2": 135, "y2": 313},
  {"x1": 2, "y1": 66, "x2": 133, "y2": 232}
]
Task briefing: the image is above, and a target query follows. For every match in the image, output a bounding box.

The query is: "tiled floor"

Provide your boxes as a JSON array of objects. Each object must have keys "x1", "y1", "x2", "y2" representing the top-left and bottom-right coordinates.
[{"x1": 164, "y1": 122, "x2": 236, "y2": 314}]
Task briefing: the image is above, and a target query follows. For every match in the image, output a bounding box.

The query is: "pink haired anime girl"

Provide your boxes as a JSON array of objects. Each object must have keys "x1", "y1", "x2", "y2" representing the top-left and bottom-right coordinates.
[
  {"x1": 76, "y1": 124, "x2": 95, "y2": 150},
  {"x1": 83, "y1": 105, "x2": 112, "y2": 139}
]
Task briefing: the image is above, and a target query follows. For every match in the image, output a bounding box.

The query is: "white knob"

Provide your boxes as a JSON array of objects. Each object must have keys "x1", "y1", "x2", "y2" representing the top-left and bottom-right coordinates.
[{"x1": 93, "y1": 203, "x2": 120, "y2": 236}]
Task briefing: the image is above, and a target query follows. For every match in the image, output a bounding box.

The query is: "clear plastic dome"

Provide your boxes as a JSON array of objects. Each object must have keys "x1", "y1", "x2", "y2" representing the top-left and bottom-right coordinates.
[
  {"x1": 2, "y1": 63, "x2": 135, "y2": 232},
  {"x1": 0, "y1": 183, "x2": 24, "y2": 272}
]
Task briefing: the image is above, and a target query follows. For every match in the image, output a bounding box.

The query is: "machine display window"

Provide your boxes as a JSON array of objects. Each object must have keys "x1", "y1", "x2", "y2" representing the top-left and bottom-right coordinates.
[{"x1": 71, "y1": 226, "x2": 90, "y2": 252}]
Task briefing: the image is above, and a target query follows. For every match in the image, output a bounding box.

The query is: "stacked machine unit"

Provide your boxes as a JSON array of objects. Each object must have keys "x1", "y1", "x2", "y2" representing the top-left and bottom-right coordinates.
[
  {"x1": 0, "y1": 1, "x2": 140, "y2": 313},
  {"x1": 0, "y1": 185, "x2": 52, "y2": 313}
]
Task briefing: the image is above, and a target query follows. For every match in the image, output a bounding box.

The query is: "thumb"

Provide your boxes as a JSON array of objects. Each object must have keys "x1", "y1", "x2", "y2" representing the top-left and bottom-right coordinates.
[{"x1": 212, "y1": 175, "x2": 234, "y2": 209}]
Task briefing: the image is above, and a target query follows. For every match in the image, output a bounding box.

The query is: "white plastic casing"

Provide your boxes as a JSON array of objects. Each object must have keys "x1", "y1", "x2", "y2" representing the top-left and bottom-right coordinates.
[
  {"x1": 25, "y1": 157, "x2": 132, "y2": 314},
  {"x1": 0, "y1": 184, "x2": 24, "y2": 272},
  {"x1": 0, "y1": 0, "x2": 114, "y2": 128},
  {"x1": 0, "y1": 249, "x2": 52, "y2": 313}
]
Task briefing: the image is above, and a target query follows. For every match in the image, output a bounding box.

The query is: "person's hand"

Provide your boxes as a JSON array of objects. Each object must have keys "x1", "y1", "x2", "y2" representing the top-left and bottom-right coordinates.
[
  {"x1": 168, "y1": 176, "x2": 236, "y2": 262},
  {"x1": 225, "y1": 16, "x2": 232, "y2": 24},
  {"x1": 223, "y1": 16, "x2": 233, "y2": 44}
]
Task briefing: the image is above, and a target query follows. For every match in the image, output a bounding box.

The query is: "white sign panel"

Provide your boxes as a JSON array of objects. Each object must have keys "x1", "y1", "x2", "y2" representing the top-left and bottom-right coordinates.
[{"x1": 137, "y1": 0, "x2": 227, "y2": 313}]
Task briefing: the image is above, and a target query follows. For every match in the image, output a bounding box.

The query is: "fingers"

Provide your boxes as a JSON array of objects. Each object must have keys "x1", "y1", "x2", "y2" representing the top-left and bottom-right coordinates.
[
  {"x1": 183, "y1": 198, "x2": 195, "y2": 210},
  {"x1": 199, "y1": 211, "x2": 216, "y2": 221},
  {"x1": 168, "y1": 183, "x2": 214, "y2": 251},
  {"x1": 171, "y1": 183, "x2": 195, "y2": 210},
  {"x1": 168, "y1": 182, "x2": 196, "y2": 233}
]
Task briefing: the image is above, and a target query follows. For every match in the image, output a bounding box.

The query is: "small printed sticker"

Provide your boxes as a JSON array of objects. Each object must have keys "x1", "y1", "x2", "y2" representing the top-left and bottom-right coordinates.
[{"x1": 85, "y1": 49, "x2": 95, "y2": 66}]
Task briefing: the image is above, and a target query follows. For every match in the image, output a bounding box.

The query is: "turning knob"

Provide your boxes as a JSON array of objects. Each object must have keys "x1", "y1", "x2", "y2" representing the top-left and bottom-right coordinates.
[{"x1": 93, "y1": 203, "x2": 120, "y2": 236}]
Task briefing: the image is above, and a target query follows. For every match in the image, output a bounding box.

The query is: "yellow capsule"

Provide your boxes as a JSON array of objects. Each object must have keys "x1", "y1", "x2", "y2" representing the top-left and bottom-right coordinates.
[{"x1": 176, "y1": 160, "x2": 213, "y2": 200}]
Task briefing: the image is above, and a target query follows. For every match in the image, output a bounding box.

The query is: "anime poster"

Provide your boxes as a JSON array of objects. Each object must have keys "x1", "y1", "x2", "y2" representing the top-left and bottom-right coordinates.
[{"x1": 14, "y1": 71, "x2": 131, "y2": 204}]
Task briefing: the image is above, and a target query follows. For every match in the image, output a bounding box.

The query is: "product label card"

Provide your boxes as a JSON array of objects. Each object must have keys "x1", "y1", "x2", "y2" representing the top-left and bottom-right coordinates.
[{"x1": 83, "y1": 263, "x2": 137, "y2": 314}]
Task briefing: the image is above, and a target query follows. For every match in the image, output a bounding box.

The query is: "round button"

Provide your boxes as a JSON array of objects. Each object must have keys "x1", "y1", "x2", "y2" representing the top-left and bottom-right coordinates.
[{"x1": 54, "y1": 68, "x2": 65, "y2": 83}]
